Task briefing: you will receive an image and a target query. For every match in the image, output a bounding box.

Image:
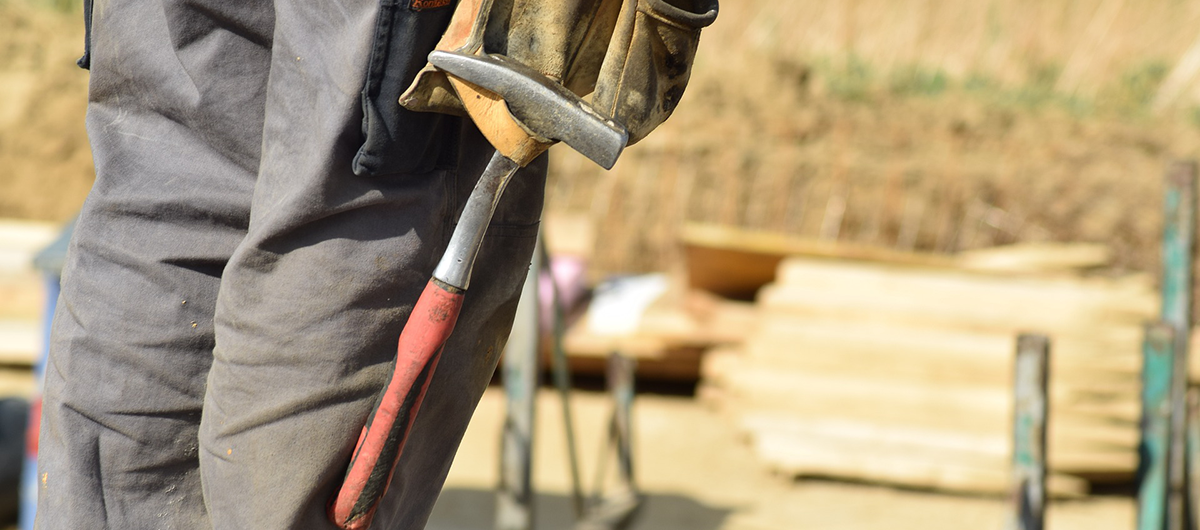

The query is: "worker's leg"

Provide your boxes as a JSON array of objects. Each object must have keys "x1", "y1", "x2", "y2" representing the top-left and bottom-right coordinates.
[
  {"x1": 35, "y1": 0, "x2": 273, "y2": 527},
  {"x1": 196, "y1": 1, "x2": 546, "y2": 528}
]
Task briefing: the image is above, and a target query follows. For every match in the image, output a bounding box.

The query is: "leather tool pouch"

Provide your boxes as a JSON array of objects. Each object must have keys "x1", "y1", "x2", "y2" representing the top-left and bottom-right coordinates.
[
  {"x1": 487, "y1": 0, "x2": 624, "y2": 95},
  {"x1": 399, "y1": 0, "x2": 717, "y2": 146},
  {"x1": 400, "y1": 0, "x2": 623, "y2": 115},
  {"x1": 592, "y1": 0, "x2": 718, "y2": 145}
]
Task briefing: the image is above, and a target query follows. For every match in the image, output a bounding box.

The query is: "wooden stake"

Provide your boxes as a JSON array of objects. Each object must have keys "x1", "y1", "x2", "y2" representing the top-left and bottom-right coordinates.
[{"x1": 1007, "y1": 333, "x2": 1050, "y2": 530}]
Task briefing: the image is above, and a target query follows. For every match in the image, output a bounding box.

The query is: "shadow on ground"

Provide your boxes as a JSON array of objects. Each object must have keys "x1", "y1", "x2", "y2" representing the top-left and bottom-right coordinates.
[{"x1": 428, "y1": 487, "x2": 732, "y2": 530}]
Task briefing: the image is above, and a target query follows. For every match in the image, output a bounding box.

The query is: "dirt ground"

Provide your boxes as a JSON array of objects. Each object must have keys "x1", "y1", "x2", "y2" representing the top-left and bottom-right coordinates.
[
  {"x1": 432, "y1": 388, "x2": 1135, "y2": 530},
  {"x1": 2, "y1": 1, "x2": 1192, "y2": 528},
  {"x1": 0, "y1": 368, "x2": 1136, "y2": 530}
]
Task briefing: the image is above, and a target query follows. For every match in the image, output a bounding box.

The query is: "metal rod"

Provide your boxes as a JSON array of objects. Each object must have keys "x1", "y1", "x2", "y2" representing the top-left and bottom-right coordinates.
[
  {"x1": 1187, "y1": 389, "x2": 1200, "y2": 530},
  {"x1": 1007, "y1": 333, "x2": 1049, "y2": 530},
  {"x1": 1163, "y1": 161, "x2": 1197, "y2": 530},
  {"x1": 608, "y1": 353, "x2": 637, "y2": 492},
  {"x1": 539, "y1": 238, "x2": 585, "y2": 517},
  {"x1": 495, "y1": 238, "x2": 542, "y2": 530},
  {"x1": 433, "y1": 151, "x2": 521, "y2": 290},
  {"x1": 588, "y1": 366, "x2": 614, "y2": 510},
  {"x1": 575, "y1": 353, "x2": 640, "y2": 530},
  {"x1": 1140, "y1": 322, "x2": 1178, "y2": 530},
  {"x1": 588, "y1": 354, "x2": 638, "y2": 504}
]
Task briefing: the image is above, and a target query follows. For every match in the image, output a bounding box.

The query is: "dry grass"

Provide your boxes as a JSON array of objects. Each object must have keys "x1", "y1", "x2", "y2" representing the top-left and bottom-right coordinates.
[
  {"x1": 0, "y1": 0, "x2": 92, "y2": 222},
  {"x1": 6, "y1": 0, "x2": 1200, "y2": 277},
  {"x1": 546, "y1": 0, "x2": 1200, "y2": 277},
  {"x1": 719, "y1": 0, "x2": 1200, "y2": 110}
]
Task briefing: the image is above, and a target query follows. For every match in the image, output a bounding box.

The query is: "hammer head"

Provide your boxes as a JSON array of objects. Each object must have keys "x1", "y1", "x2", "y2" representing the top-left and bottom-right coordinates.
[{"x1": 428, "y1": 50, "x2": 627, "y2": 170}]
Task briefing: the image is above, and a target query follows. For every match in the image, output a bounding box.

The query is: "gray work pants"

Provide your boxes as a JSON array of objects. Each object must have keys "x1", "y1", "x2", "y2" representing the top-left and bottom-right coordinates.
[{"x1": 35, "y1": 0, "x2": 545, "y2": 528}]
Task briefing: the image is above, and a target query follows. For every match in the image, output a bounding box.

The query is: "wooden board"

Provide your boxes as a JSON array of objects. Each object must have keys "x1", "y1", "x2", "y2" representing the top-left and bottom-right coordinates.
[
  {"x1": 956, "y1": 243, "x2": 1111, "y2": 275},
  {"x1": 0, "y1": 270, "x2": 45, "y2": 321},
  {"x1": 682, "y1": 225, "x2": 1118, "y2": 299},
  {"x1": 559, "y1": 289, "x2": 754, "y2": 380},
  {"x1": 681, "y1": 223, "x2": 954, "y2": 299},
  {"x1": 0, "y1": 367, "x2": 35, "y2": 399},
  {"x1": 751, "y1": 428, "x2": 1091, "y2": 497},
  {"x1": 749, "y1": 317, "x2": 1142, "y2": 375},
  {"x1": 761, "y1": 270, "x2": 1155, "y2": 335},
  {"x1": 699, "y1": 252, "x2": 1155, "y2": 492},
  {"x1": 552, "y1": 345, "x2": 703, "y2": 381},
  {"x1": 710, "y1": 367, "x2": 1138, "y2": 447},
  {"x1": 0, "y1": 219, "x2": 58, "y2": 274},
  {"x1": 711, "y1": 352, "x2": 1140, "y2": 421},
  {"x1": 0, "y1": 319, "x2": 40, "y2": 366},
  {"x1": 742, "y1": 413, "x2": 1135, "y2": 471}
]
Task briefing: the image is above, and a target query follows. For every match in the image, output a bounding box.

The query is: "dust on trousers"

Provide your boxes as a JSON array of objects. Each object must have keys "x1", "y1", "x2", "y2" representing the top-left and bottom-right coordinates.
[{"x1": 35, "y1": 0, "x2": 545, "y2": 528}]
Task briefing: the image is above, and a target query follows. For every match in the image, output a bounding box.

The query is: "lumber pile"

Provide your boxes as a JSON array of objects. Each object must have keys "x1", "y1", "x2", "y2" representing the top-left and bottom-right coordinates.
[{"x1": 701, "y1": 248, "x2": 1159, "y2": 496}]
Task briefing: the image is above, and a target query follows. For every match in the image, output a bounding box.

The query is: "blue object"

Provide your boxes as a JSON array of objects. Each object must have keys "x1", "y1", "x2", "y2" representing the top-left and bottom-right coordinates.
[
  {"x1": 20, "y1": 221, "x2": 72, "y2": 530},
  {"x1": 1138, "y1": 322, "x2": 1176, "y2": 530}
]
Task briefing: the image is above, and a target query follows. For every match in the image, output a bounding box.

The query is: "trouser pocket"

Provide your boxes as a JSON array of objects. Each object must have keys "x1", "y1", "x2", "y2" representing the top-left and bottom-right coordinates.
[
  {"x1": 352, "y1": 0, "x2": 462, "y2": 177},
  {"x1": 592, "y1": 0, "x2": 718, "y2": 145}
]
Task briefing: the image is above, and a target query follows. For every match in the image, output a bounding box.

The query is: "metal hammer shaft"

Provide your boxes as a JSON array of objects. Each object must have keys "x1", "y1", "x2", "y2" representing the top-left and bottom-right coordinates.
[
  {"x1": 329, "y1": 48, "x2": 627, "y2": 530},
  {"x1": 328, "y1": 152, "x2": 520, "y2": 529}
]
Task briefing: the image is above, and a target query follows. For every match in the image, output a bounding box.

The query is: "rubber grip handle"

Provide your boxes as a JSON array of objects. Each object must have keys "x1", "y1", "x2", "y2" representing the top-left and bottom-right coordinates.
[{"x1": 328, "y1": 279, "x2": 465, "y2": 529}]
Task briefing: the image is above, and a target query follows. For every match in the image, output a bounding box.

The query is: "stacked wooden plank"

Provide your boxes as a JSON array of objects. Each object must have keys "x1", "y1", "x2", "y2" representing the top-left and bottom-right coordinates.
[
  {"x1": 701, "y1": 251, "x2": 1158, "y2": 496},
  {"x1": 0, "y1": 219, "x2": 56, "y2": 399},
  {"x1": 0, "y1": 219, "x2": 56, "y2": 367}
]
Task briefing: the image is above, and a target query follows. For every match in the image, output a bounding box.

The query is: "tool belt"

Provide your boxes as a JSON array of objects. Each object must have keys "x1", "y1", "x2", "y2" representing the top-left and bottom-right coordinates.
[{"x1": 400, "y1": 0, "x2": 718, "y2": 146}]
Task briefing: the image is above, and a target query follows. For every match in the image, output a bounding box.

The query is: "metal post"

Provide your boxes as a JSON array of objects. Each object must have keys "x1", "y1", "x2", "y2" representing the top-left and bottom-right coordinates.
[
  {"x1": 576, "y1": 354, "x2": 640, "y2": 530},
  {"x1": 496, "y1": 238, "x2": 542, "y2": 530},
  {"x1": 1007, "y1": 334, "x2": 1049, "y2": 530},
  {"x1": 539, "y1": 240, "x2": 585, "y2": 517},
  {"x1": 1163, "y1": 161, "x2": 1197, "y2": 530},
  {"x1": 1187, "y1": 389, "x2": 1200, "y2": 530},
  {"x1": 1142, "y1": 322, "x2": 1178, "y2": 530},
  {"x1": 608, "y1": 353, "x2": 637, "y2": 497}
]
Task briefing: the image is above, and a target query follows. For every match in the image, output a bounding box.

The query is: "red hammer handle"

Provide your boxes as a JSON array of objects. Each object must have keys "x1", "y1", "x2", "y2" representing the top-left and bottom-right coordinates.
[{"x1": 327, "y1": 278, "x2": 464, "y2": 529}]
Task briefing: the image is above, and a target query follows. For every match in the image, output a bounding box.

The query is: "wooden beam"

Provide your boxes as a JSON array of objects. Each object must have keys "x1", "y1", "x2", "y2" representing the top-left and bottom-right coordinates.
[
  {"x1": 750, "y1": 428, "x2": 1089, "y2": 498},
  {"x1": 764, "y1": 261, "x2": 1156, "y2": 335},
  {"x1": 679, "y1": 222, "x2": 954, "y2": 299}
]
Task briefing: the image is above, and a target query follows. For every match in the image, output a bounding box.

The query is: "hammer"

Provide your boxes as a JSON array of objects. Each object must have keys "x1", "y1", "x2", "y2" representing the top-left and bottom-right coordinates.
[{"x1": 328, "y1": 50, "x2": 628, "y2": 530}]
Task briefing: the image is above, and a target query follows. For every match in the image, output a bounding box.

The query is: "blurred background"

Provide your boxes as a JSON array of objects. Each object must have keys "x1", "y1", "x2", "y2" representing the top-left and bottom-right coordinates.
[{"x1": 9, "y1": 0, "x2": 1200, "y2": 528}]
